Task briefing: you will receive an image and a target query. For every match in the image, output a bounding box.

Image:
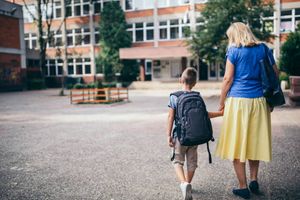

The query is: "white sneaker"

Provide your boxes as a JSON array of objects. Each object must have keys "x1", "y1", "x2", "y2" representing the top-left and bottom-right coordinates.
[{"x1": 180, "y1": 182, "x2": 193, "y2": 200}]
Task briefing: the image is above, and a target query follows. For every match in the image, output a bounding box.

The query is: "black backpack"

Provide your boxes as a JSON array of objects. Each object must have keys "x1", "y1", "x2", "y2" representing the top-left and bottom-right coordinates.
[{"x1": 171, "y1": 91, "x2": 214, "y2": 163}]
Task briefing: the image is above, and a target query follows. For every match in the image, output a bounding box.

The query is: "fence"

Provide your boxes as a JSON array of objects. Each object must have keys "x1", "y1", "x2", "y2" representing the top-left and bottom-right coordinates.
[{"x1": 70, "y1": 88, "x2": 129, "y2": 104}]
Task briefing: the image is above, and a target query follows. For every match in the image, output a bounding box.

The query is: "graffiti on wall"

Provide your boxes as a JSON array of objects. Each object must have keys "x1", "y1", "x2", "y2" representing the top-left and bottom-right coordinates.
[{"x1": 0, "y1": 59, "x2": 22, "y2": 87}]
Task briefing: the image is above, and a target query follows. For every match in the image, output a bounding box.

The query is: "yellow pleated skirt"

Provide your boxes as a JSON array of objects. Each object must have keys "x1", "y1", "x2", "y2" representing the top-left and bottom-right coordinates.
[{"x1": 215, "y1": 97, "x2": 272, "y2": 162}]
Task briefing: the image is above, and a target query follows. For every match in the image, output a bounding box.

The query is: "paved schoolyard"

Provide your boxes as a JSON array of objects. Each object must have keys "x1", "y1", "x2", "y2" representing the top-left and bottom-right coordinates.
[{"x1": 0, "y1": 89, "x2": 299, "y2": 200}]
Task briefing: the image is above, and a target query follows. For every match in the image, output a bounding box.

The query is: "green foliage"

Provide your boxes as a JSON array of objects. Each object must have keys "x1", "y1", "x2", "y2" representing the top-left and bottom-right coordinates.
[
  {"x1": 279, "y1": 71, "x2": 289, "y2": 82},
  {"x1": 96, "y1": 1, "x2": 132, "y2": 82},
  {"x1": 27, "y1": 79, "x2": 46, "y2": 90},
  {"x1": 189, "y1": 0, "x2": 274, "y2": 63},
  {"x1": 94, "y1": 81, "x2": 103, "y2": 89},
  {"x1": 73, "y1": 83, "x2": 85, "y2": 89},
  {"x1": 120, "y1": 59, "x2": 139, "y2": 82},
  {"x1": 279, "y1": 25, "x2": 300, "y2": 76}
]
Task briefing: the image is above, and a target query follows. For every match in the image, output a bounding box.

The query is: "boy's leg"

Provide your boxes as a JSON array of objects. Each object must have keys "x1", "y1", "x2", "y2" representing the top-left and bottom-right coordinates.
[
  {"x1": 173, "y1": 139, "x2": 188, "y2": 183},
  {"x1": 174, "y1": 163, "x2": 186, "y2": 182},
  {"x1": 186, "y1": 145, "x2": 198, "y2": 183}
]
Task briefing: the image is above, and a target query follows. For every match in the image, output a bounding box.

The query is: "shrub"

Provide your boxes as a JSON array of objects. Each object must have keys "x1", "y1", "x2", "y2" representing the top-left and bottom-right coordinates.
[
  {"x1": 66, "y1": 84, "x2": 74, "y2": 89},
  {"x1": 279, "y1": 72, "x2": 289, "y2": 82},
  {"x1": 279, "y1": 25, "x2": 300, "y2": 76},
  {"x1": 103, "y1": 82, "x2": 116, "y2": 88},
  {"x1": 86, "y1": 83, "x2": 95, "y2": 88},
  {"x1": 27, "y1": 79, "x2": 46, "y2": 90},
  {"x1": 95, "y1": 81, "x2": 103, "y2": 89},
  {"x1": 73, "y1": 83, "x2": 85, "y2": 89}
]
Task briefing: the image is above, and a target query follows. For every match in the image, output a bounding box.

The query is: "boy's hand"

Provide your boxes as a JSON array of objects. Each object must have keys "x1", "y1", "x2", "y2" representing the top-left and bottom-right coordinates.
[{"x1": 168, "y1": 136, "x2": 175, "y2": 147}]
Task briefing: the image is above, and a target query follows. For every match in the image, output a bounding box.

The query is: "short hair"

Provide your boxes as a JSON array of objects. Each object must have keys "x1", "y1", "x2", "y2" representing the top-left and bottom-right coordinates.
[
  {"x1": 181, "y1": 67, "x2": 197, "y2": 86},
  {"x1": 226, "y1": 22, "x2": 260, "y2": 47}
]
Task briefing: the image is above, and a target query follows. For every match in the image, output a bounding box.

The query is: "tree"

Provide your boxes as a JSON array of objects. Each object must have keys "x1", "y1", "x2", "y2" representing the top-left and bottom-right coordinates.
[
  {"x1": 96, "y1": 1, "x2": 132, "y2": 82},
  {"x1": 22, "y1": 0, "x2": 56, "y2": 86},
  {"x1": 189, "y1": 0, "x2": 274, "y2": 64},
  {"x1": 279, "y1": 24, "x2": 300, "y2": 76}
]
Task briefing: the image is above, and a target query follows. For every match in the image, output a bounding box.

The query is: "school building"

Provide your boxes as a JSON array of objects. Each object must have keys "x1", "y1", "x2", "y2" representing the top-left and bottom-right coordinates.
[
  {"x1": 8, "y1": 0, "x2": 300, "y2": 85},
  {"x1": 0, "y1": 0, "x2": 26, "y2": 91}
]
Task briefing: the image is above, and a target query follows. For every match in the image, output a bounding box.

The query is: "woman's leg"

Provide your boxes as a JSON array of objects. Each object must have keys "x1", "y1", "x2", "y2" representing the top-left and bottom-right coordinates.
[
  {"x1": 249, "y1": 160, "x2": 259, "y2": 181},
  {"x1": 233, "y1": 159, "x2": 247, "y2": 188}
]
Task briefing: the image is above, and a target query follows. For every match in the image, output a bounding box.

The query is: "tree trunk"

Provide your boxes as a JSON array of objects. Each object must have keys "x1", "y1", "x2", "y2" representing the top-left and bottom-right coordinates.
[{"x1": 37, "y1": 0, "x2": 46, "y2": 87}]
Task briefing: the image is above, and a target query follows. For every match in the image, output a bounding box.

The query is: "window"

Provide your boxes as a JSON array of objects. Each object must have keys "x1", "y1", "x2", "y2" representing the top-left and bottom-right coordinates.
[
  {"x1": 31, "y1": 34, "x2": 37, "y2": 49},
  {"x1": 83, "y1": 0, "x2": 90, "y2": 15},
  {"x1": 68, "y1": 59, "x2": 74, "y2": 75},
  {"x1": 84, "y1": 58, "x2": 91, "y2": 74},
  {"x1": 75, "y1": 29, "x2": 82, "y2": 45},
  {"x1": 49, "y1": 60, "x2": 56, "y2": 76},
  {"x1": 54, "y1": 1, "x2": 62, "y2": 18},
  {"x1": 263, "y1": 19, "x2": 274, "y2": 33},
  {"x1": 159, "y1": 21, "x2": 168, "y2": 40},
  {"x1": 83, "y1": 28, "x2": 90, "y2": 44},
  {"x1": 94, "y1": 0, "x2": 101, "y2": 14},
  {"x1": 25, "y1": 33, "x2": 30, "y2": 49},
  {"x1": 170, "y1": 19, "x2": 179, "y2": 39},
  {"x1": 196, "y1": 17, "x2": 205, "y2": 32},
  {"x1": 125, "y1": 0, "x2": 133, "y2": 10},
  {"x1": 23, "y1": 5, "x2": 36, "y2": 23},
  {"x1": 45, "y1": 59, "x2": 65, "y2": 77},
  {"x1": 145, "y1": 60, "x2": 152, "y2": 75},
  {"x1": 57, "y1": 59, "x2": 63, "y2": 75},
  {"x1": 158, "y1": 1, "x2": 167, "y2": 8},
  {"x1": 24, "y1": 33, "x2": 37, "y2": 49},
  {"x1": 55, "y1": 30, "x2": 63, "y2": 46},
  {"x1": 66, "y1": 0, "x2": 72, "y2": 17},
  {"x1": 281, "y1": 18, "x2": 292, "y2": 32},
  {"x1": 281, "y1": 10, "x2": 292, "y2": 16},
  {"x1": 67, "y1": 28, "x2": 91, "y2": 46},
  {"x1": 170, "y1": 0, "x2": 180, "y2": 7},
  {"x1": 146, "y1": 22, "x2": 154, "y2": 41},
  {"x1": 95, "y1": 27, "x2": 100, "y2": 44},
  {"x1": 67, "y1": 30, "x2": 74, "y2": 46},
  {"x1": 127, "y1": 24, "x2": 133, "y2": 41},
  {"x1": 135, "y1": 23, "x2": 144, "y2": 42},
  {"x1": 124, "y1": 0, "x2": 154, "y2": 10}
]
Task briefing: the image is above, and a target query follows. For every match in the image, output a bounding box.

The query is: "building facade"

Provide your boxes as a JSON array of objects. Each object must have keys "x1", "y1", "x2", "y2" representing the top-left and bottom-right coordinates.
[
  {"x1": 9, "y1": 0, "x2": 300, "y2": 84},
  {"x1": 0, "y1": 0, "x2": 26, "y2": 91}
]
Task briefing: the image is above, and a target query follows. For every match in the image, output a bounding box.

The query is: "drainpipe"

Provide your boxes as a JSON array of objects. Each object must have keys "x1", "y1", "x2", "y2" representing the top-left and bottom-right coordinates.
[{"x1": 154, "y1": 0, "x2": 158, "y2": 48}]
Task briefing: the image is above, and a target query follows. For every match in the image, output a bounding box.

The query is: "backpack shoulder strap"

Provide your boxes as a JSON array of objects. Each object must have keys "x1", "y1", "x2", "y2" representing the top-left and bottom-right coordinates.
[
  {"x1": 170, "y1": 91, "x2": 200, "y2": 97},
  {"x1": 170, "y1": 91, "x2": 185, "y2": 97}
]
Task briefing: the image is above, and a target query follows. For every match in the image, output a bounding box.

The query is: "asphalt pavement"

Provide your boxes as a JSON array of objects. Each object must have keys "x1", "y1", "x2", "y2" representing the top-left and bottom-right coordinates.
[{"x1": 0, "y1": 89, "x2": 299, "y2": 200}]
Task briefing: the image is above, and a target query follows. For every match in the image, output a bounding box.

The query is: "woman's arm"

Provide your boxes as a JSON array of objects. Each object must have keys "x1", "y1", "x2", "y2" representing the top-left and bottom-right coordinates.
[{"x1": 219, "y1": 59, "x2": 235, "y2": 111}]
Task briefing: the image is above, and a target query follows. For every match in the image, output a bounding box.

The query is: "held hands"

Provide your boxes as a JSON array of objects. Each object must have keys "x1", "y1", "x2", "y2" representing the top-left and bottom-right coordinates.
[{"x1": 168, "y1": 136, "x2": 175, "y2": 147}]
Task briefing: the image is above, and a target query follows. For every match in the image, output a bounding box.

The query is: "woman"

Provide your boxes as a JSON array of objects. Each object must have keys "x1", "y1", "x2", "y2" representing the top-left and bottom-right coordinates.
[{"x1": 215, "y1": 22, "x2": 278, "y2": 199}]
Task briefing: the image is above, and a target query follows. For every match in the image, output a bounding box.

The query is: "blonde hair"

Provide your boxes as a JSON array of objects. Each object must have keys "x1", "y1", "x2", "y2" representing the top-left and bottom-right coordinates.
[
  {"x1": 181, "y1": 67, "x2": 197, "y2": 86},
  {"x1": 226, "y1": 22, "x2": 260, "y2": 47}
]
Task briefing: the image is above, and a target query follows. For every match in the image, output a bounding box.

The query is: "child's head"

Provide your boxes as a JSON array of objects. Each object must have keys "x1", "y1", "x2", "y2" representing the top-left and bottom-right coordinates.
[{"x1": 180, "y1": 67, "x2": 197, "y2": 88}]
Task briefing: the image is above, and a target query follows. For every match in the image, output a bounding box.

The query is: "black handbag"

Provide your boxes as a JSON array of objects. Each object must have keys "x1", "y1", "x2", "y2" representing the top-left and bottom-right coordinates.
[{"x1": 260, "y1": 44, "x2": 285, "y2": 107}]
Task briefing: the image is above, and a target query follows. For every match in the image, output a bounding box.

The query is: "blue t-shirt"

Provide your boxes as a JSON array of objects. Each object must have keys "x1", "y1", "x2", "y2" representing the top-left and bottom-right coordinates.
[{"x1": 226, "y1": 44, "x2": 276, "y2": 98}]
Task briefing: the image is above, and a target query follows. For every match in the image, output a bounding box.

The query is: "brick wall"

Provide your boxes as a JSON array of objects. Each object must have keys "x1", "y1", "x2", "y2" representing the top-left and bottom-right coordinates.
[{"x1": 0, "y1": 15, "x2": 20, "y2": 49}]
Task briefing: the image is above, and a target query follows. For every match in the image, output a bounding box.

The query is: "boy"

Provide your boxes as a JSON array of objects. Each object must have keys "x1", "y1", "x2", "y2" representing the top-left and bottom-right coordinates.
[{"x1": 167, "y1": 67, "x2": 222, "y2": 200}]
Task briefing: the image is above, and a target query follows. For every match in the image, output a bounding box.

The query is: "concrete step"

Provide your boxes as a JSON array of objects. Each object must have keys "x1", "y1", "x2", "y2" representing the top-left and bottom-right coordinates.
[{"x1": 129, "y1": 81, "x2": 222, "y2": 90}]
